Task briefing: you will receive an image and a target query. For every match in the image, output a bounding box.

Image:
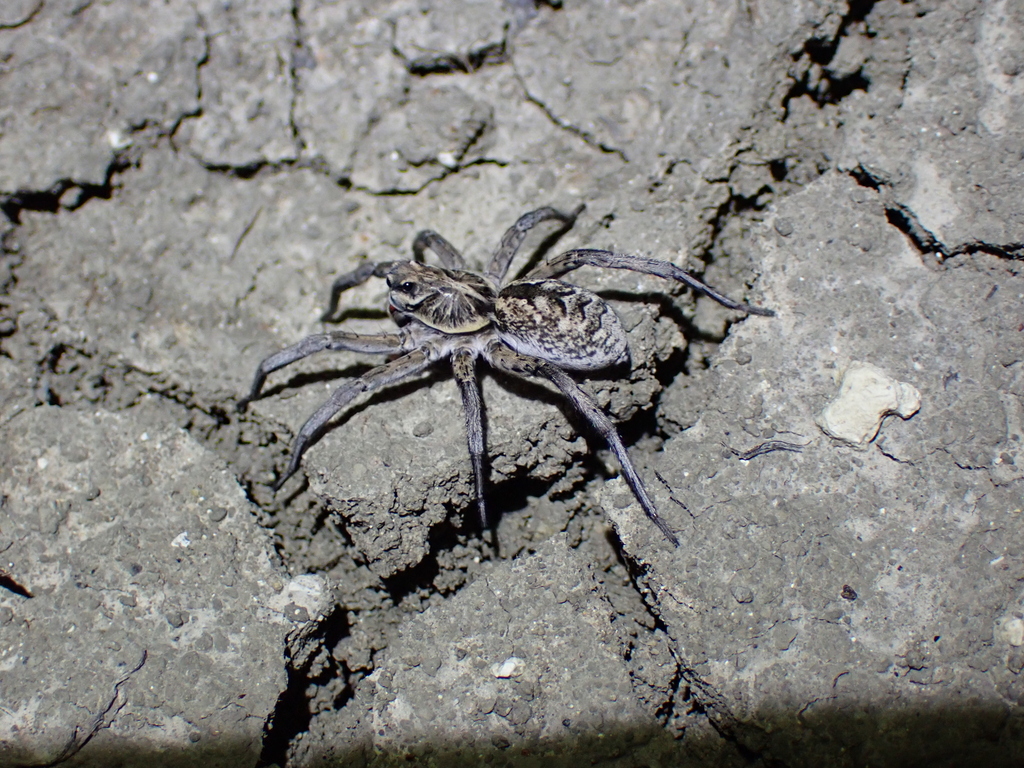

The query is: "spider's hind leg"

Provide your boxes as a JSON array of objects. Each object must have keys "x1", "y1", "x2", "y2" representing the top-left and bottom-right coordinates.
[
  {"x1": 452, "y1": 349, "x2": 489, "y2": 530},
  {"x1": 525, "y1": 248, "x2": 775, "y2": 317},
  {"x1": 485, "y1": 341, "x2": 680, "y2": 547}
]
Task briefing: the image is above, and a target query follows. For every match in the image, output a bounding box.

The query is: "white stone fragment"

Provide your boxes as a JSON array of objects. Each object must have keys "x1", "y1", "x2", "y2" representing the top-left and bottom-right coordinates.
[
  {"x1": 262, "y1": 573, "x2": 332, "y2": 625},
  {"x1": 816, "y1": 361, "x2": 921, "y2": 448},
  {"x1": 106, "y1": 129, "x2": 133, "y2": 150},
  {"x1": 490, "y1": 656, "x2": 524, "y2": 678},
  {"x1": 995, "y1": 615, "x2": 1024, "y2": 647}
]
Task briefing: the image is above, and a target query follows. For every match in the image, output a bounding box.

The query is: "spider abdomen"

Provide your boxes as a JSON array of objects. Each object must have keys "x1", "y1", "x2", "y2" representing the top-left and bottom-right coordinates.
[{"x1": 494, "y1": 279, "x2": 629, "y2": 370}]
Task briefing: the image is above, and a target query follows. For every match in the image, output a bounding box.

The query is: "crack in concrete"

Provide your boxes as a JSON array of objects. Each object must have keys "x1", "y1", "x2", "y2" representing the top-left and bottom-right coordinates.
[
  {"x1": 287, "y1": 0, "x2": 310, "y2": 154},
  {"x1": 512, "y1": 69, "x2": 629, "y2": 163},
  {"x1": 850, "y1": 165, "x2": 1024, "y2": 263}
]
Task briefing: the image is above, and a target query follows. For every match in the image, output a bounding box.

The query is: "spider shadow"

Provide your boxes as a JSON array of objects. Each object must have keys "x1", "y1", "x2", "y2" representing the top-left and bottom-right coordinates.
[
  {"x1": 321, "y1": 306, "x2": 390, "y2": 325},
  {"x1": 254, "y1": 362, "x2": 379, "y2": 403},
  {"x1": 503, "y1": 214, "x2": 581, "y2": 283},
  {"x1": 266, "y1": 363, "x2": 459, "y2": 541},
  {"x1": 251, "y1": 359, "x2": 454, "y2": 501},
  {"x1": 266, "y1": 356, "x2": 632, "y2": 553},
  {"x1": 402, "y1": 209, "x2": 579, "y2": 281},
  {"x1": 596, "y1": 287, "x2": 750, "y2": 347},
  {"x1": 481, "y1": 360, "x2": 640, "y2": 468},
  {"x1": 273, "y1": 363, "x2": 453, "y2": 431},
  {"x1": 474, "y1": 287, "x2": 758, "y2": 527}
]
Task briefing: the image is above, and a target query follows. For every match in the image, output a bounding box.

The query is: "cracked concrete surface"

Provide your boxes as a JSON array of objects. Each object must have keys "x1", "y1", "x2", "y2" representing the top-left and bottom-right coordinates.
[{"x1": 1, "y1": 0, "x2": 1022, "y2": 766}]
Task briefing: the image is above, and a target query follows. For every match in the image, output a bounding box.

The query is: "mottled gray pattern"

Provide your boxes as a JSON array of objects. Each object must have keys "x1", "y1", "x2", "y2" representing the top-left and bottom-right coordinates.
[
  {"x1": 385, "y1": 262, "x2": 496, "y2": 334},
  {"x1": 495, "y1": 279, "x2": 628, "y2": 371},
  {"x1": 240, "y1": 207, "x2": 770, "y2": 543}
]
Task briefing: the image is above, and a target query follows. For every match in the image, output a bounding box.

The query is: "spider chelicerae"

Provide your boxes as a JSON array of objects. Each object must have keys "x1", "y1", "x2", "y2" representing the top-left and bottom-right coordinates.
[{"x1": 238, "y1": 206, "x2": 773, "y2": 546}]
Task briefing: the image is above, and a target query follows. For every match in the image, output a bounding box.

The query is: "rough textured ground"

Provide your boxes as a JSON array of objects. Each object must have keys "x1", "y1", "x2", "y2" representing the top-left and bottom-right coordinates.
[{"x1": 1, "y1": 0, "x2": 1022, "y2": 766}]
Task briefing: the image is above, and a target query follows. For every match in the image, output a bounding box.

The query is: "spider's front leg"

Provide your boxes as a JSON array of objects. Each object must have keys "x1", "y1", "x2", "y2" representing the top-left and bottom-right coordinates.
[
  {"x1": 412, "y1": 230, "x2": 466, "y2": 270},
  {"x1": 525, "y1": 248, "x2": 775, "y2": 316},
  {"x1": 484, "y1": 341, "x2": 680, "y2": 547},
  {"x1": 451, "y1": 349, "x2": 488, "y2": 529},
  {"x1": 237, "y1": 330, "x2": 409, "y2": 412},
  {"x1": 321, "y1": 260, "x2": 396, "y2": 321},
  {"x1": 486, "y1": 205, "x2": 584, "y2": 286},
  {"x1": 275, "y1": 347, "x2": 435, "y2": 490}
]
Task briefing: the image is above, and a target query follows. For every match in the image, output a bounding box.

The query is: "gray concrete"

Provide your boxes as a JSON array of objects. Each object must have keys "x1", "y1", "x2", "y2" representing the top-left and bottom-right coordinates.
[
  {"x1": 1, "y1": 0, "x2": 1022, "y2": 765},
  {"x1": 0, "y1": 408, "x2": 328, "y2": 766}
]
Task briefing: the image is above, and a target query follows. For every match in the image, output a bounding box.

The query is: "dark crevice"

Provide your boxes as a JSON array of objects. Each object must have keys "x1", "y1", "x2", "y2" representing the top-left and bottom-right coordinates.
[
  {"x1": 610, "y1": 534, "x2": 687, "y2": 728},
  {"x1": 646, "y1": 158, "x2": 687, "y2": 193},
  {"x1": 707, "y1": 184, "x2": 774, "y2": 252},
  {"x1": 188, "y1": 152, "x2": 350, "y2": 194},
  {"x1": 195, "y1": 159, "x2": 274, "y2": 180},
  {"x1": 845, "y1": 0, "x2": 877, "y2": 27},
  {"x1": 407, "y1": 41, "x2": 508, "y2": 76},
  {"x1": 803, "y1": 0, "x2": 876, "y2": 66},
  {"x1": 852, "y1": 167, "x2": 1024, "y2": 262},
  {"x1": 949, "y1": 240, "x2": 1024, "y2": 261},
  {"x1": 653, "y1": 649, "x2": 694, "y2": 735},
  {"x1": 0, "y1": 566, "x2": 33, "y2": 598},
  {"x1": 781, "y1": 0, "x2": 877, "y2": 116},
  {"x1": 768, "y1": 158, "x2": 788, "y2": 182},
  {"x1": 0, "y1": 154, "x2": 132, "y2": 225},
  {"x1": 849, "y1": 164, "x2": 883, "y2": 190},
  {"x1": 379, "y1": 548, "x2": 443, "y2": 607},
  {"x1": 259, "y1": 608, "x2": 352, "y2": 768},
  {"x1": 619, "y1": 541, "x2": 750, "y2": 753},
  {"x1": 849, "y1": 166, "x2": 947, "y2": 258},
  {"x1": 350, "y1": 157, "x2": 510, "y2": 198},
  {"x1": 885, "y1": 205, "x2": 946, "y2": 258},
  {"x1": 782, "y1": 65, "x2": 870, "y2": 116},
  {"x1": 517, "y1": 79, "x2": 629, "y2": 162},
  {"x1": 1, "y1": 186, "x2": 65, "y2": 221},
  {"x1": 0, "y1": 0, "x2": 43, "y2": 29},
  {"x1": 401, "y1": 0, "x2": 564, "y2": 76},
  {"x1": 257, "y1": 656, "x2": 317, "y2": 768},
  {"x1": 288, "y1": 0, "x2": 311, "y2": 153}
]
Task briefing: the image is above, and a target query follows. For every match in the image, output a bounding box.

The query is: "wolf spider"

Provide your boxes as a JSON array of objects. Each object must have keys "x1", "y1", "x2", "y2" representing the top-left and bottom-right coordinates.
[{"x1": 238, "y1": 206, "x2": 773, "y2": 546}]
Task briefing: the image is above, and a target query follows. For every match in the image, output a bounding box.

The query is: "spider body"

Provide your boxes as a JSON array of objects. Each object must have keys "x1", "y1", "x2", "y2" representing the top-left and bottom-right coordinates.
[
  {"x1": 495, "y1": 280, "x2": 629, "y2": 370},
  {"x1": 239, "y1": 206, "x2": 773, "y2": 547}
]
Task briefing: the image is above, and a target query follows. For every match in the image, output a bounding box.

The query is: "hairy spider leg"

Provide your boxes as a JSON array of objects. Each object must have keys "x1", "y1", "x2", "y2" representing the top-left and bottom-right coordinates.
[
  {"x1": 485, "y1": 341, "x2": 680, "y2": 547},
  {"x1": 237, "y1": 330, "x2": 408, "y2": 412},
  {"x1": 486, "y1": 205, "x2": 585, "y2": 286},
  {"x1": 275, "y1": 348, "x2": 435, "y2": 490},
  {"x1": 526, "y1": 249, "x2": 776, "y2": 317},
  {"x1": 452, "y1": 349, "x2": 488, "y2": 528},
  {"x1": 412, "y1": 230, "x2": 466, "y2": 269},
  {"x1": 321, "y1": 260, "x2": 396, "y2": 321}
]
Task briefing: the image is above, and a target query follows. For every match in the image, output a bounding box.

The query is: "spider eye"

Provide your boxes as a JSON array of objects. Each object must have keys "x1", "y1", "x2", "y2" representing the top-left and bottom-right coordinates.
[{"x1": 398, "y1": 281, "x2": 417, "y2": 294}]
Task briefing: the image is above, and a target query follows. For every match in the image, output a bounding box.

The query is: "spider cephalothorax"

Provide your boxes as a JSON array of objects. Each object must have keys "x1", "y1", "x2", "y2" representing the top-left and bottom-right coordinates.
[
  {"x1": 385, "y1": 262, "x2": 496, "y2": 333},
  {"x1": 238, "y1": 206, "x2": 774, "y2": 546}
]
